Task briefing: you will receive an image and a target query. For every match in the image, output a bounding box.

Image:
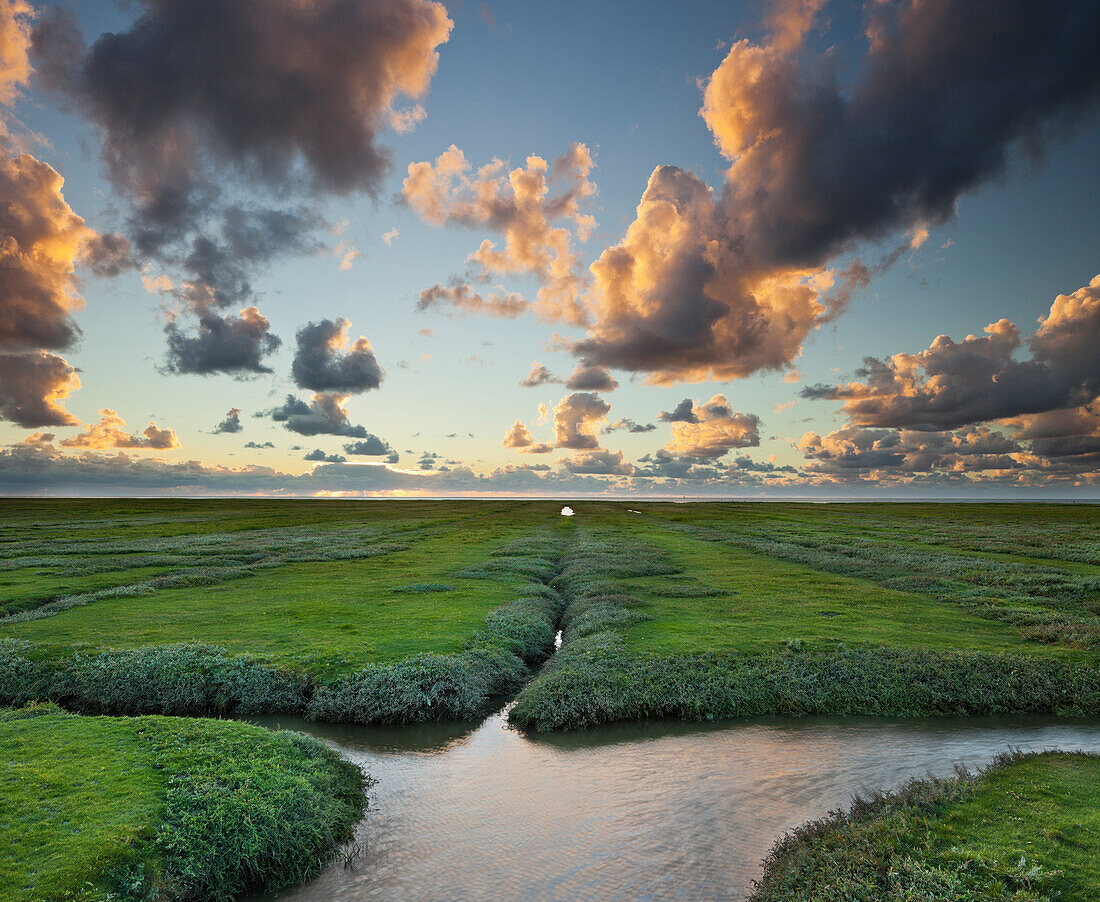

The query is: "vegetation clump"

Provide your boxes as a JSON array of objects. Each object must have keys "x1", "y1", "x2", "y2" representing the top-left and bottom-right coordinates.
[
  {"x1": 749, "y1": 750, "x2": 1100, "y2": 901},
  {"x1": 0, "y1": 705, "x2": 366, "y2": 901}
]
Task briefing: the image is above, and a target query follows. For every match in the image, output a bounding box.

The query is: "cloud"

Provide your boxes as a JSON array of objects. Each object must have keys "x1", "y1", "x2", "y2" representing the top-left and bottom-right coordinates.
[
  {"x1": 37, "y1": 0, "x2": 453, "y2": 199},
  {"x1": 799, "y1": 426, "x2": 1024, "y2": 477},
  {"x1": 382, "y1": 228, "x2": 399, "y2": 245},
  {"x1": 0, "y1": 0, "x2": 32, "y2": 109},
  {"x1": 803, "y1": 275, "x2": 1100, "y2": 430},
  {"x1": 417, "y1": 283, "x2": 528, "y2": 318},
  {"x1": 662, "y1": 394, "x2": 760, "y2": 458},
  {"x1": 291, "y1": 318, "x2": 383, "y2": 394},
  {"x1": 305, "y1": 448, "x2": 346, "y2": 463},
  {"x1": 570, "y1": 0, "x2": 1100, "y2": 385},
  {"x1": 403, "y1": 142, "x2": 596, "y2": 323},
  {"x1": 30, "y1": 0, "x2": 451, "y2": 368},
  {"x1": 553, "y1": 392, "x2": 610, "y2": 450},
  {"x1": 343, "y1": 435, "x2": 393, "y2": 456},
  {"x1": 658, "y1": 398, "x2": 699, "y2": 423},
  {"x1": 604, "y1": 418, "x2": 656, "y2": 434},
  {"x1": 243, "y1": 440, "x2": 274, "y2": 449},
  {"x1": 213, "y1": 407, "x2": 242, "y2": 434},
  {"x1": 62, "y1": 408, "x2": 179, "y2": 450},
  {"x1": 519, "y1": 361, "x2": 560, "y2": 388},
  {"x1": 164, "y1": 306, "x2": 281, "y2": 376},
  {"x1": 561, "y1": 448, "x2": 634, "y2": 476},
  {"x1": 266, "y1": 392, "x2": 368, "y2": 437},
  {"x1": 502, "y1": 419, "x2": 553, "y2": 454},
  {"x1": 565, "y1": 364, "x2": 618, "y2": 392},
  {"x1": 0, "y1": 351, "x2": 79, "y2": 427},
  {"x1": 0, "y1": 152, "x2": 90, "y2": 352}
]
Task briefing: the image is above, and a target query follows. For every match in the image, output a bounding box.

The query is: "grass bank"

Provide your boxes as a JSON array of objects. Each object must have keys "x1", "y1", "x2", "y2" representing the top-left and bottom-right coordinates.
[
  {"x1": 509, "y1": 512, "x2": 1100, "y2": 731},
  {"x1": 0, "y1": 521, "x2": 568, "y2": 724},
  {"x1": 0, "y1": 703, "x2": 365, "y2": 901},
  {"x1": 750, "y1": 750, "x2": 1100, "y2": 901}
]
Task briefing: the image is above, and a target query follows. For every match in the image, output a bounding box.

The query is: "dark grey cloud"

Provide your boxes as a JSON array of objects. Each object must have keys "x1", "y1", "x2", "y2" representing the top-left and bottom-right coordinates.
[
  {"x1": 565, "y1": 364, "x2": 618, "y2": 392},
  {"x1": 243, "y1": 441, "x2": 275, "y2": 449},
  {"x1": 292, "y1": 318, "x2": 382, "y2": 393},
  {"x1": 163, "y1": 307, "x2": 281, "y2": 376},
  {"x1": 266, "y1": 392, "x2": 368, "y2": 437},
  {"x1": 603, "y1": 418, "x2": 656, "y2": 434},
  {"x1": 804, "y1": 276, "x2": 1100, "y2": 430},
  {"x1": 305, "y1": 448, "x2": 346, "y2": 463},
  {"x1": 574, "y1": 0, "x2": 1100, "y2": 385},
  {"x1": 658, "y1": 399, "x2": 698, "y2": 423},
  {"x1": 212, "y1": 407, "x2": 242, "y2": 434},
  {"x1": 343, "y1": 435, "x2": 393, "y2": 456}
]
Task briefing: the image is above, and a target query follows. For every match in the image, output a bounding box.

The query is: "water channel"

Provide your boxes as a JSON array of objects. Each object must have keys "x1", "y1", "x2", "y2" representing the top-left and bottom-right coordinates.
[{"x1": 248, "y1": 710, "x2": 1100, "y2": 901}]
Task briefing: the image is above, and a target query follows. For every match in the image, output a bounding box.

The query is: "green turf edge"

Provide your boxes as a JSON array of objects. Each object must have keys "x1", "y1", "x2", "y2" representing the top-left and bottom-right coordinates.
[
  {"x1": 0, "y1": 703, "x2": 366, "y2": 902},
  {"x1": 748, "y1": 749, "x2": 1100, "y2": 901},
  {"x1": 0, "y1": 536, "x2": 568, "y2": 725},
  {"x1": 507, "y1": 530, "x2": 1100, "y2": 732}
]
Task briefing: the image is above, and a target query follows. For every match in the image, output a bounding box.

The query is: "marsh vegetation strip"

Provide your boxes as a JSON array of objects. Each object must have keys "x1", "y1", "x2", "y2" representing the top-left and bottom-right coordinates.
[
  {"x1": 245, "y1": 712, "x2": 1100, "y2": 902},
  {"x1": 751, "y1": 750, "x2": 1100, "y2": 901},
  {"x1": 0, "y1": 704, "x2": 364, "y2": 902},
  {"x1": 2, "y1": 500, "x2": 1097, "y2": 726}
]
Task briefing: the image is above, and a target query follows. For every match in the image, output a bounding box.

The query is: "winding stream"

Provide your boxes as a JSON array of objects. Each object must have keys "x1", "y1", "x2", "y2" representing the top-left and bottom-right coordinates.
[{"x1": 249, "y1": 711, "x2": 1100, "y2": 901}]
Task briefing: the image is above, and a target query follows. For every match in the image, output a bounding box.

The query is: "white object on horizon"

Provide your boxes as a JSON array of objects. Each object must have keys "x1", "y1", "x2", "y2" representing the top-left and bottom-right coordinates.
[{"x1": 561, "y1": 506, "x2": 574, "y2": 517}]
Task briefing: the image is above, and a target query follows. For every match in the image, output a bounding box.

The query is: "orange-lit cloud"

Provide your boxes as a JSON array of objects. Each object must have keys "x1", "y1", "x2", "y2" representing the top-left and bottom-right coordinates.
[
  {"x1": 62, "y1": 408, "x2": 179, "y2": 450},
  {"x1": 663, "y1": 394, "x2": 760, "y2": 458},
  {"x1": 553, "y1": 392, "x2": 610, "y2": 450},
  {"x1": 404, "y1": 142, "x2": 596, "y2": 323},
  {"x1": 417, "y1": 283, "x2": 528, "y2": 318},
  {"x1": 502, "y1": 419, "x2": 552, "y2": 454}
]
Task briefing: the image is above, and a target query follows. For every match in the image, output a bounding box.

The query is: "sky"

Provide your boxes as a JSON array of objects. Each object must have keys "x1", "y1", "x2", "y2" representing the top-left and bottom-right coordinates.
[{"x1": 0, "y1": 0, "x2": 1098, "y2": 498}]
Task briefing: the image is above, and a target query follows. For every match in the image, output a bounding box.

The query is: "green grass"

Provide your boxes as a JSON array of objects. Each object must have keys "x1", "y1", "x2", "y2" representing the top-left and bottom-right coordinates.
[
  {"x1": 750, "y1": 750, "x2": 1100, "y2": 901},
  {"x1": 0, "y1": 704, "x2": 365, "y2": 901},
  {"x1": 2, "y1": 499, "x2": 1097, "y2": 727}
]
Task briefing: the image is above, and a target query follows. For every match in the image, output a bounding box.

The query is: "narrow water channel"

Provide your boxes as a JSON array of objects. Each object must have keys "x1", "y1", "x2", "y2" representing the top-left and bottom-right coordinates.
[{"x1": 247, "y1": 711, "x2": 1100, "y2": 901}]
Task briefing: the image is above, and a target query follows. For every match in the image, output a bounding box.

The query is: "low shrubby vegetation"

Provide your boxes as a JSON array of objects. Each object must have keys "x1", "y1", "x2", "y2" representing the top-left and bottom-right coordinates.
[
  {"x1": 0, "y1": 703, "x2": 366, "y2": 901},
  {"x1": 749, "y1": 750, "x2": 1100, "y2": 901}
]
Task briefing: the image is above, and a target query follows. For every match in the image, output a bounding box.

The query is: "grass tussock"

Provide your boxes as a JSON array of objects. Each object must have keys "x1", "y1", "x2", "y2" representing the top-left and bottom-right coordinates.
[
  {"x1": 749, "y1": 750, "x2": 1100, "y2": 901},
  {"x1": 0, "y1": 706, "x2": 366, "y2": 902}
]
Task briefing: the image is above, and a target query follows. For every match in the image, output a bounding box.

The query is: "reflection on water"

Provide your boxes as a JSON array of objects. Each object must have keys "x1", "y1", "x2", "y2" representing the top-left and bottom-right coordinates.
[{"x1": 247, "y1": 710, "x2": 1100, "y2": 902}]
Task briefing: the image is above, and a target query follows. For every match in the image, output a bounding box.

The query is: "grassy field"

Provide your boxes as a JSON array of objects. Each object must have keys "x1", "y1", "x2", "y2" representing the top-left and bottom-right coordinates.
[
  {"x1": 750, "y1": 750, "x2": 1100, "y2": 901},
  {"x1": 0, "y1": 703, "x2": 364, "y2": 901},
  {"x1": 1, "y1": 499, "x2": 1097, "y2": 726}
]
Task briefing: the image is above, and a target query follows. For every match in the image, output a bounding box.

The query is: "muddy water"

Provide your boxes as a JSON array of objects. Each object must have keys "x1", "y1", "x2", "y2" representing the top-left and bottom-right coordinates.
[{"x1": 248, "y1": 711, "x2": 1100, "y2": 901}]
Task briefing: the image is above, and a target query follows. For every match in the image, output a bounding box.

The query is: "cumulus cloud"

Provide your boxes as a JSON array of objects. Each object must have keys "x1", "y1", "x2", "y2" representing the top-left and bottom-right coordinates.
[
  {"x1": 213, "y1": 407, "x2": 242, "y2": 434},
  {"x1": 519, "y1": 361, "x2": 559, "y2": 387},
  {"x1": 604, "y1": 418, "x2": 656, "y2": 434},
  {"x1": 36, "y1": 0, "x2": 453, "y2": 200},
  {"x1": 658, "y1": 399, "x2": 699, "y2": 424},
  {"x1": 502, "y1": 419, "x2": 553, "y2": 454},
  {"x1": 553, "y1": 392, "x2": 610, "y2": 450},
  {"x1": 0, "y1": 0, "x2": 32, "y2": 109},
  {"x1": 565, "y1": 364, "x2": 618, "y2": 392},
  {"x1": 570, "y1": 0, "x2": 1100, "y2": 385},
  {"x1": 799, "y1": 426, "x2": 1024, "y2": 477},
  {"x1": 0, "y1": 351, "x2": 79, "y2": 427},
  {"x1": 243, "y1": 440, "x2": 274, "y2": 449},
  {"x1": 403, "y1": 142, "x2": 596, "y2": 323},
  {"x1": 417, "y1": 283, "x2": 528, "y2": 318},
  {"x1": 291, "y1": 318, "x2": 382, "y2": 393},
  {"x1": 305, "y1": 448, "x2": 346, "y2": 463},
  {"x1": 164, "y1": 306, "x2": 281, "y2": 376},
  {"x1": 803, "y1": 275, "x2": 1100, "y2": 430},
  {"x1": 266, "y1": 392, "x2": 368, "y2": 438},
  {"x1": 30, "y1": 0, "x2": 452, "y2": 370},
  {"x1": 0, "y1": 152, "x2": 90, "y2": 352},
  {"x1": 662, "y1": 394, "x2": 760, "y2": 458},
  {"x1": 343, "y1": 435, "x2": 393, "y2": 456},
  {"x1": 561, "y1": 448, "x2": 634, "y2": 476},
  {"x1": 62, "y1": 408, "x2": 179, "y2": 450}
]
